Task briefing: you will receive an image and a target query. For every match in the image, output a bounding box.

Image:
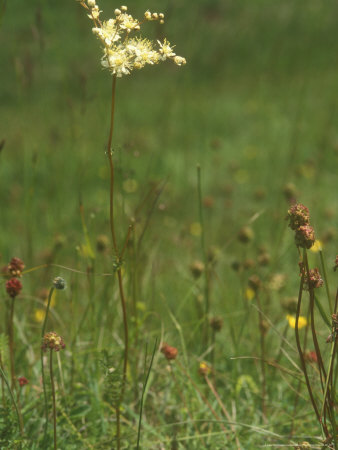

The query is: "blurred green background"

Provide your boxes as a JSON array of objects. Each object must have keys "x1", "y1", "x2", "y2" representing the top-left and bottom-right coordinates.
[{"x1": 0, "y1": 0, "x2": 337, "y2": 310}]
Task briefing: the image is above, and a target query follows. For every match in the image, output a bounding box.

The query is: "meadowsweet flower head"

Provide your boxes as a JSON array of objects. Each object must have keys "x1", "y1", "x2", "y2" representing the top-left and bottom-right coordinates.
[
  {"x1": 79, "y1": 1, "x2": 186, "y2": 76},
  {"x1": 286, "y1": 314, "x2": 307, "y2": 329},
  {"x1": 286, "y1": 203, "x2": 310, "y2": 230},
  {"x1": 42, "y1": 332, "x2": 65, "y2": 352},
  {"x1": 6, "y1": 278, "x2": 22, "y2": 298}
]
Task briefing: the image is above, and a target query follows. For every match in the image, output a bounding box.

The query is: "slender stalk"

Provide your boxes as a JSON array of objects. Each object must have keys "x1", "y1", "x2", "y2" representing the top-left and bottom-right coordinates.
[
  {"x1": 0, "y1": 365, "x2": 23, "y2": 436},
  {"x1": 196, "y1": 165, "x2": 210, "y2": 346},
  {"x1": 49, "y1": 350, "x2": 57, "y2": 450},
  {"x1": 295, "y1": 250, "x2": 322, "y2": 427},
  {"x1": 8, "y1": 297, "x2": 16, "y2": 390},
  {"x1": 256, "y1": 294, "x2": 267, "y2": 421},
  {"x1": 136, "y1": 339, "x2": 157, "y2": 449},
  {"x1": 41, "y1": 287, "x2": 55, "y2": 444},
  {"x1": 319, "y1": 250, "x2": 332, "y2": 314},
  {"x1": 106, "y1": 74, "x2": 129, "y2": 449},
  {"x1": 204, "y1": 375, "x2": 241, "y2": 450}
]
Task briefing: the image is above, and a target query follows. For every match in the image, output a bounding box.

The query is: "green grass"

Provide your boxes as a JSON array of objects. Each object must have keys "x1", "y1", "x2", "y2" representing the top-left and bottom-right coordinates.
[{"x1": 0, "y1": 0, "x2": 337, "y2": 448}]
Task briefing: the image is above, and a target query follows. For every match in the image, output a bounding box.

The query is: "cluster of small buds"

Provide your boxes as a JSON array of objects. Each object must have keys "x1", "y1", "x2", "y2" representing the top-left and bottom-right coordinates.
[
  {"x1": 302, "y1": 267, "x2": 323, "y2": 290},
  {"x1": 2, "y1": 257, "x2": 25, "y2": 278},
  {"x1": 6, "y1": 278, "x2": 23, "y2": 298},
  {"x1": 160, "y1": 343, "x2": 178, "y2": 361},
  {"x1": 53, "y1": 276, "x2": 66, "y2": 290},
  {"x1": 18, "y1": 376, "x2": 29, "y2": 387},
  {"x1": 42, "y1": 332, "x2": 65, "y2": 352},
  {"x1": 295, "y1": 224, "x2": 316, "y2": 249},
  {"x1": 286, "y1": 203, "x2": 310, "y2": 230},
  {"x1": 79, "y1": 0, "x2": 186, "y2": 77},
  {"x1": 286, "y1": 203, "x2": 316, "y2": 249}
]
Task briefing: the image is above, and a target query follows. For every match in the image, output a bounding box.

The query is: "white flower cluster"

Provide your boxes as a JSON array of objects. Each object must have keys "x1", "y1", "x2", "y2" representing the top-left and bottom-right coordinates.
[{"x1": 81, "y1": 1, "x2": 186, "y2": 77}]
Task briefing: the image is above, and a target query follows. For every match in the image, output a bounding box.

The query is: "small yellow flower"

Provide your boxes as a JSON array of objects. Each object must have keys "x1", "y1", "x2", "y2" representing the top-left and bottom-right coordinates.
[
  {"x1": 310, "y1": 240, "x2": 322, "y2": 253},
  {"x1": 286, "y1": 314, "x2": 307, "y2": 329},
  {"x1": 245, "y1": 287, "x2": 255, "y2": 301},
  {"x1": 34, "y1": 309, "x2": 45, "y2": 323},
  {"x1": 189, "y1": 222, "x2": 202, "y2": 236},
  {"x1": 198, "y1": 361, "x2": 211, "y2": 376}
]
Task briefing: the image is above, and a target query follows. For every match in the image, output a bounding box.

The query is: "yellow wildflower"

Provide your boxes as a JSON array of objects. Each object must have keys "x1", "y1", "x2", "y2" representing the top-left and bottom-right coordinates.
[
  {"x1": 310, "y1": 240, "x2": 322, "y2": 253},
  {"x1": 34, "y1": 309, "x2": 45, "y2": 323},
  {"x1": 286, "y1": 314, "x2": 307, "y2": 329},
  {"x1": 245, "y1": 287, "x2": 255, "y2": 301}
]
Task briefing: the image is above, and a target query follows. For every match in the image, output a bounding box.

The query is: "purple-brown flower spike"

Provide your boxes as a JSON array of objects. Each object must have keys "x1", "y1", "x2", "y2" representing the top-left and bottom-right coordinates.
[
  {"x1": 286, "y1": 203, "x2": 310, "y2": 230},
  {"x1": 303, "y1": 268, "x2": 324, "y2": 290},
  {"x1": 5, "y1": 278, "x2": 23, "y2": 298},
  {"x1": 8, "y1": 257, "x2": 25, "y2": 278},
  {"x1": 42, "y1": 332, "x2": 65, "y2": 352},
  {"x1": 295, "y1": 225, "x2": 316, "y2": 249}
]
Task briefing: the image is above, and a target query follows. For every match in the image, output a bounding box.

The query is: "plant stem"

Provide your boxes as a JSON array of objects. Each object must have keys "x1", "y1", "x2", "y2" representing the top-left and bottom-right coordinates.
[
  {"x1": 295, "y1": 250, "x2": 324, "y2": 435},
  {"x1": 196, "y1": 165, "x2": 210, "y2": 346},
  {"x1": 0, "y1": 365, "x2": 23, "y2": 436},
  {"x1": 49, "y1": 350, "x2": 57, "y2": 450},
  {"x1": 106, "y1": 74, "x2": 129, "y2": 449},
  {"x1": 256, "y1": 294, "x2": 267, "y2": 422},
  {"x1": 41, "y1": 287, "x2": 54, "y2": 444},
  {"x1": 8, "y1": 297, "x2": 16, "y2": 390},
  {"x1": 319, "y1": 250, "x2": 332, "y2": 314}
]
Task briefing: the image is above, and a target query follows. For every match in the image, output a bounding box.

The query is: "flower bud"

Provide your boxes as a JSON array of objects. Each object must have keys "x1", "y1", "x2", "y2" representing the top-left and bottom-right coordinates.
[
  {"x1": 53, "y1": 276, "x2": 66, "y2": 290},
  {"x1": 161, "y1": 343, "x2": 178, "y2": 361},
  {"x1": 6, "y1": 278, "x2": 22, "y2": 298},
  {"x1": 42, "y1": 332, "x2": 65, "y2": 352}
]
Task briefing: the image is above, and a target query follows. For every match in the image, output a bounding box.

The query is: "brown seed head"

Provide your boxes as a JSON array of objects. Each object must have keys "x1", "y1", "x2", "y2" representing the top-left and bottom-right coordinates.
[
  {"x1": 5, "y1": 278, "x2": 23, "y2": 298},
  {"x1": 248, "y1": 275, "x2": 261, "y2": 293},
  {"x1": 210, "y1": 316, "x2": 223, "y2": 332},
  {"x1": 295, "y1": 225, "x2": 315, "y2": 249},
  {"x1": 189, "y1": 260, "x2": 204, "y2": 279},
  {"x1": 160, "y1": 343, "x2": 178, "y2": 361},
  {"x1": 303, "y1": 268, "x2": 323, "y2": 290},
  {"x1": 237, "y1": 226, "x2": 254, "y2": 244},
  {"x1": 7, "y1": 257, "x2": 25, "y2": 278},
  {"x1": 286, "y1": 203, "x2": 310, "y2": 230},
  {"x1": 42, "y1": 332, "x2": 65, "y2": 352}
]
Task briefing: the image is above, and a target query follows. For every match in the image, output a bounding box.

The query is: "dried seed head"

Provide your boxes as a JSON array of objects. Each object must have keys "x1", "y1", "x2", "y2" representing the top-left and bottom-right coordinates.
[
  {"x1": 160, "y1": 343, "x2": 178, "y2": 361},
  {"x1": 96, "y1": 234, "x2": 109, "y2": 252},
  {"x1": 295, "y1": 225, "x2": 315, "y2": 249},
  {"x1": 248, "y1": 275, "x2": 261, "y2": 293},
  {"x1": 286, "y1": 203, "x2": 310, "y2": 230},
  {"x1": 210, "y1": 316, "x2": 223, "y2": 332},
  {"x1": 189, "y1": 260, "x2": 204, "y2": 279},
  {"x1": 42, "y1": 332, "x2": 65, "y2": 352},
  {"x1": 237, "y1": 226, "x2": 254, "y2": 244},
  {"x1": 6, "y1": 278, "x2": 23, "y2": 298},
  {"x1": 281, "y1": 297, "x2": 298, "y2": 314},
  {"x1": 303, "y1": 268, "x2": 323, "y2": 290},
  {"x1": 7, "y1": 257, "x2": 25, "y2": 278},
  {"x1": 18, "y1": 376, "x2": 29, "y2": 387},
  {"x1": 53, "y1": 276, "x2": 66, "y2": 290}
]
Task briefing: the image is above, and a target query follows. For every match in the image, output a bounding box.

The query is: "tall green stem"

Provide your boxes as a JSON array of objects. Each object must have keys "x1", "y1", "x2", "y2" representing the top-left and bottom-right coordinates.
[
  {"x1": 41, "y1": 287, "x2": 55, "y2": 444},
  {"x1": 8, "y1": 298, "x2": 16, "y2": 390},
  {"x1": 49, "y1": 350, "x2": 57, "y2": 450},
  {"x1": 106, "y1": 74, "x2": 129, "y2": 449}
]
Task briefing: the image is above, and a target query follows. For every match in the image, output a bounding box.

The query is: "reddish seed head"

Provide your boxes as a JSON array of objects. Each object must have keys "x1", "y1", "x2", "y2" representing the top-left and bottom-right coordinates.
[
  {"x1": 5, "y1": 278, "x2": 23, "y2": 298},
  {"x1": 295, "y1": 225, "x2": 316, "y2": 249},
  {"x1": 8, "y1": 257, "x2": 25, "y2": 278},
  {"x1": 160, "y1": 343, "x2": 178, "y2": 361},
  {"x1": 42, "y1": 332, "x2": 65, "y2": 352},
  {"x1": 303, "y1": 268, "x2": 323, "y2": 290},
  {"x1": 286, "y1": 203, "x2": 310, "y2": 230},
  {"x1": 18, "y1": 376, "x2": 29, "y2": 387}
]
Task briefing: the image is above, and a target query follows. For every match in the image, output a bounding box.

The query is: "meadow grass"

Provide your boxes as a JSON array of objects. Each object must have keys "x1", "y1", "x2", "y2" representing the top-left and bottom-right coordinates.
[{"x1": 0, "y1": 0, "x2": 337, "y2": 448}]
